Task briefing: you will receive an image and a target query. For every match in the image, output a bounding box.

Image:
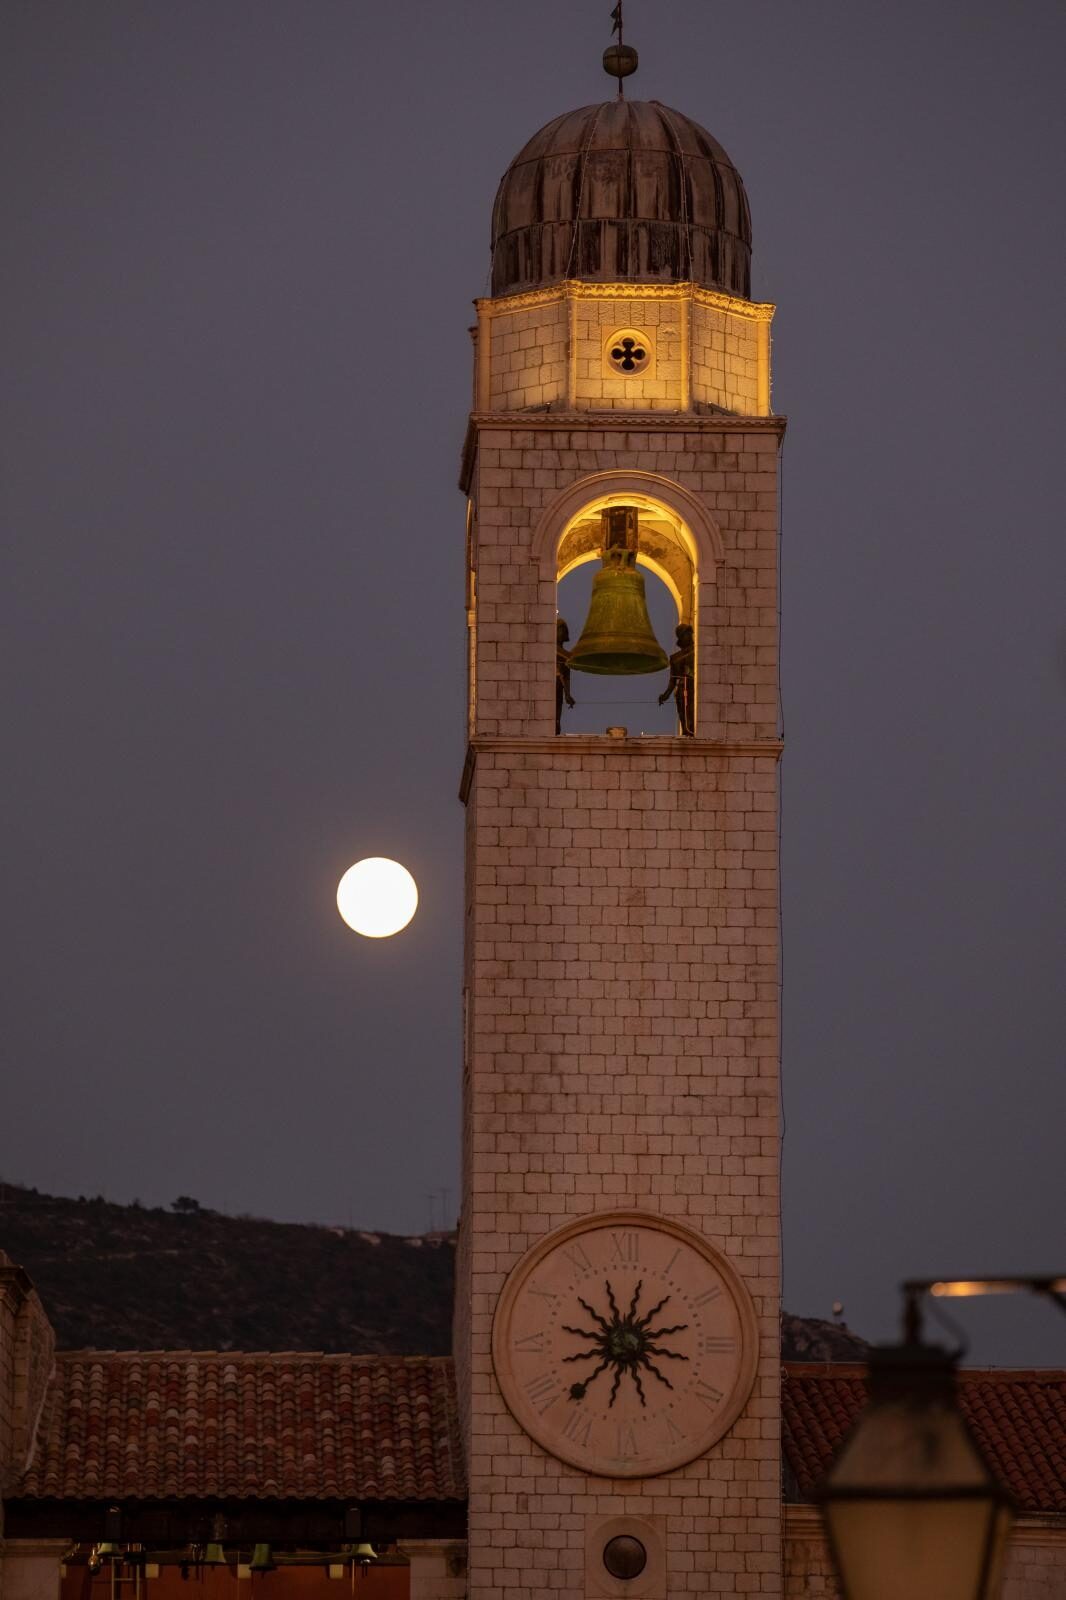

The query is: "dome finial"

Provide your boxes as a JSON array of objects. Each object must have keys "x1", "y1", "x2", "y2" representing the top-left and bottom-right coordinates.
[{"x1": 603, "y1": 2, "x2": 638, "y2": 99}]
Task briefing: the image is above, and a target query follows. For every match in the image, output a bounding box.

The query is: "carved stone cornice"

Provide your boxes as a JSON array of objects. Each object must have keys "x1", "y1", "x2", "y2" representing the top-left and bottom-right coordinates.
[
  {"x1": 459, "y1": 410, "x2": 786, "y2": 491},
  {"x1": 475, "y1": 279, "x2": 775, "y2": 323},
  {"x1": 460, "y1": 736, "x2": 784, "y2": 802},
  {"x1": 470, "y1": 409, "x2": 785, "y2": 430}
]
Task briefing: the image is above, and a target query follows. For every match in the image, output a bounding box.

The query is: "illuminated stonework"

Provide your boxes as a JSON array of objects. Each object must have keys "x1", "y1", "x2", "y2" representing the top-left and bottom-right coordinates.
[
  {"x1": 604, "y1": 329, "x2": 652, "y2": 378},
  {"x1": 472, "y1": 280, "x2": 774, "y2": 416},
  {"x1": 458, "y1": 89, "x2": 784, "y2": 1600}
]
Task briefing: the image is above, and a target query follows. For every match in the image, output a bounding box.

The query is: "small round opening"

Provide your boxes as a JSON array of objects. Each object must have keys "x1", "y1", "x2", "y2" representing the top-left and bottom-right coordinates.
[
  {"x1": 606, "y1": 332, "x2": 650, "y2": 376},
  {"x1": 603, "y1": 1536, "x2": 647, "y2": 1581}
]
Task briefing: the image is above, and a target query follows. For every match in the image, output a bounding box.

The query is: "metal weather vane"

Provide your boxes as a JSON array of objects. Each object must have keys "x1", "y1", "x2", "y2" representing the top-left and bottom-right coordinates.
[
  {"x1": 562, "y1": 1278, "x2": 689, "y2": 1407},
  {"x1": 604, "y1": 2, "x2": 638, "y2": 98}
]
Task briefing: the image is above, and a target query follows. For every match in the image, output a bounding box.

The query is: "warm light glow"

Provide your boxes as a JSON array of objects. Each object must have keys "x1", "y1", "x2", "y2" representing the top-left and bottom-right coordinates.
[
  {"x1": 336, "y1": 857, "x2": 418, "y2": 938},
  {"x1": 928, "y1": 1276, "x2": 1066, "y2": 1298},
  {"x1": 929, "y1": 1280, "x2": 1012, "y2": 1298}
]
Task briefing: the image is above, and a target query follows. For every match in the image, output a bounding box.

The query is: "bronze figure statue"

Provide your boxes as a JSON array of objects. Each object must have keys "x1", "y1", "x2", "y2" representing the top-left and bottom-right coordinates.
[
  {"x1": 658, "y1": 622, "x2": 695, "y2": 736},
  {"x1": 556, "y1": 618, "x2": 576, "y2": 734}
]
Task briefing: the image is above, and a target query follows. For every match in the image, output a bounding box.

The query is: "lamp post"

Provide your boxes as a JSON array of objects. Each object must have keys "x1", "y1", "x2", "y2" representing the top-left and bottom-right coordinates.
[{"x1": 817, "y1": 1275, "x2": 1066, "y2": 1600}]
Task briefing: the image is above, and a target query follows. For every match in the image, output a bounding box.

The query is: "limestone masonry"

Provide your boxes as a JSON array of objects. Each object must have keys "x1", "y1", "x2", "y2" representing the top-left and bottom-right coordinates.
[{"x1": 457, "y1": 94, "x2": 784, "y2": 1600}]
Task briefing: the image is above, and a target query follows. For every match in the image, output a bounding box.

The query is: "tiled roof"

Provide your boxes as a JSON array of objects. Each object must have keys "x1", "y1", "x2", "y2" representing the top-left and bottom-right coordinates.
[
  {"x1": 18, "y1": 1352, "x2": 464, "y2": 1502},
  {"x1": 18, "y1": 1353, "x2": 1066, "y2": 1515},
  {"x1": 783, "y1": 1362, "x2": 1066, "y2": 1516}
]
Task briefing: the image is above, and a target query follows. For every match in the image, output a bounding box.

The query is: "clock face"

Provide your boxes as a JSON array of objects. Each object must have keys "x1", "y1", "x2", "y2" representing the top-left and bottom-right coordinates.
[{"x1": 492, "y1": 1211, "x2": 759, "y2": 1478}]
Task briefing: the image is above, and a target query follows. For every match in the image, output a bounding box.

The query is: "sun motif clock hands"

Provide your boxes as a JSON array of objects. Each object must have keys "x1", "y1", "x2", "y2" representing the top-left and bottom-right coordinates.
[
  {"x1": 562, "y1": 1278, "x2": 688, "y2": 1406},
  {"x1": 492, "y1": 1212, "x2": 760, "y2": 1478}
]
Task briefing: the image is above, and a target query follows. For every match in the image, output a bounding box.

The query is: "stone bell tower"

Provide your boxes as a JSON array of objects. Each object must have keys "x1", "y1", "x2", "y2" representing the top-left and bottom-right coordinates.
[{"x1": 456, "y1": 53, "x2": 784, "y2": 1600}]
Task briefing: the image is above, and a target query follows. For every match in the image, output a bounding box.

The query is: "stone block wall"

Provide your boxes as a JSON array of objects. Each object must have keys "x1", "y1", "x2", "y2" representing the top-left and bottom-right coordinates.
[
  {"x1": 460, "y1": 741, "x2": 782, "y2": 1598},
  {"x1": 488, "y1": 297, "x2": 568, "y2": 412},
  {"x1": 478, "y1": 285, "x2": 772, "y2": 418},
  {"x1": 0, "y1": 1258, "x2": 54, "y2": 1505},
  {"x1": 1003, "y1": 1528, "x2": 1066, "y2": 1599},
  {"x1": 466, "y1": 419, "x2": 782, "y2": 744},
  {"x1": 781, "y1": 1509, "x2": 837, "y2": 1600},
  {"x1": 690, "y1": 303, "x2": 760, "y2": 417},
  {"x1": 571, "y1": 295, "x2": 683, "y2": 410}
]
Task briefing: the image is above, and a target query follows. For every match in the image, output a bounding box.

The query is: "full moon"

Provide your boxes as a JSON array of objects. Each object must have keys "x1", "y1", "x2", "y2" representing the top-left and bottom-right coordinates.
[{"x1": 336, "y1": 857, "x2": 418, "y2": 938}]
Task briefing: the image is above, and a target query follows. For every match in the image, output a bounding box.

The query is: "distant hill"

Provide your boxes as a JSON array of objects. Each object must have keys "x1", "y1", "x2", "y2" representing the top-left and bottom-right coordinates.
[
  {"x1": 0, "y1": 1183, "x2": 868, "y2": 1361},
  {"x1": 781, "y1": 1310, "x2": 868, "y2": 1362},
  {"x1": 0, "y1": 1183, "x2": 455, "y2": 1354}
]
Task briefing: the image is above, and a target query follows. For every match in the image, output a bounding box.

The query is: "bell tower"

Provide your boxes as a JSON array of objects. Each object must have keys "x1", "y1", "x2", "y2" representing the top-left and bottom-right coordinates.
[{"x1": 457, "y1": 46, "x2": 784, "y2": 1600}]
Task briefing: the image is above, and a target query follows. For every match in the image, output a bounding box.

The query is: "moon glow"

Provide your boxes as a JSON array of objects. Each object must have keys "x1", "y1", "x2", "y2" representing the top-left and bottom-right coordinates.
[{"x1": 336, "y1": 857, "x2": 418, "y2": 938}]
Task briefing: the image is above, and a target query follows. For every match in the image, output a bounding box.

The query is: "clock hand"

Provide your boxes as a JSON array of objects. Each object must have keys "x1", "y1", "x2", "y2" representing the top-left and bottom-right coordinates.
[
  {"x1": 636, "y1": 1293, "x2": 670, "y2": 1325},
  {"x1": 637, "y1": 1352, "x2": 680, "y2": 1391},
  {"x1": 561, "y1": 1324, "x2": 603, "y2": 1345},
  {"x1": 575, "y1": 1296, "x2": 612, "y2": 1333},
  {"x1": 643, "y1": 1342, "x2": 689, "y2": 1364},
  {"x1": 568, "y1": 1356, "x2": 610, "y2": 1400}
]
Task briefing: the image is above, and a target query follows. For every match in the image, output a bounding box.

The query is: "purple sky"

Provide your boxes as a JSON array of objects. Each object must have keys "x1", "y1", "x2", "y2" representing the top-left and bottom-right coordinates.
[{"x1": 3, "y1": 1, "x2": 1065, "y2": 1365}]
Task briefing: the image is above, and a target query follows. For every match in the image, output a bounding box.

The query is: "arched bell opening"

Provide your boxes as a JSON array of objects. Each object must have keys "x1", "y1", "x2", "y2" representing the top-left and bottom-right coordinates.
[{"x1": 554, "y1": 494, "x2": 698, "y2": 738}]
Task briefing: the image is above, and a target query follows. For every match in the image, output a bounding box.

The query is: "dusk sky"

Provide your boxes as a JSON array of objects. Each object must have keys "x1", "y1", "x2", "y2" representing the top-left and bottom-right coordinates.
[{"x1": 3, "y1": 1, "x2": 1064, "y2": 1366}]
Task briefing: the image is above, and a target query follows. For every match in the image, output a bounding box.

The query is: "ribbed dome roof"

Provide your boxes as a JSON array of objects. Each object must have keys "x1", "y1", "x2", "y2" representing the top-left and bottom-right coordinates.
[{"x1": 491, "y1": 99, "x2": 751, "y2": 300}]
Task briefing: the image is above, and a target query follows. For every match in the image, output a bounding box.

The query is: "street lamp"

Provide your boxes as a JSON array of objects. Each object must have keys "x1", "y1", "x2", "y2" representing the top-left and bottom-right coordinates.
[{"x1": 818, "y1": 1275, "x2": 1066, "y2": 1600}]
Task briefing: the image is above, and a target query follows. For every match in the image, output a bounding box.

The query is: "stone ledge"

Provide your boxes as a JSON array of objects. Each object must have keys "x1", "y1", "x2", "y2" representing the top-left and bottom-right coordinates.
[
  {"x1": 459, "y1": 411, "x2": 787, "y2": 490},
  {"x1": 470, "y1": 409, "x2": 786, "y2": 429},
  {"x1": 474, "y1": 280, "x2": 776, "y2": 321},
  {"x1": 460, "y1": 736, "x2": 783, "y2": 801}
]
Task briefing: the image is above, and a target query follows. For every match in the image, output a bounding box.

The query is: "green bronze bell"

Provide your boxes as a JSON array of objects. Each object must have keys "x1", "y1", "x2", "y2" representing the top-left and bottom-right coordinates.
[{"x1": 568, "y1": 506, "x2": 668, "y2": 675}]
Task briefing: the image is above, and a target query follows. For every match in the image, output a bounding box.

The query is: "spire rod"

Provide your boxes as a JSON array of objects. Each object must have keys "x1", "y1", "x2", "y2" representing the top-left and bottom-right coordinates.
[{"x1": 603, "y1": 2, "x2": 638, "y2": 98}]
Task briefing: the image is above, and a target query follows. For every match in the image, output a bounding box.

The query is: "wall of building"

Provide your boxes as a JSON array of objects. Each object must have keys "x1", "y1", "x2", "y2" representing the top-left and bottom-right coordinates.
[
  {"x1": 466, "y1": 418, "x2": 782, "y2": 743},
  {"x1": 571, "y1": 295, "x2": 683, "y2": 411},
  {"x1": 690, "y1": 303, "x2": 760, "y2": 417},
  {"x1": 0, "y1": 1256, "x2": 55, "y2": 1541},
  {"x1": 0, "y1": 1543, "x2": 66, "y2": 1600},
  {"x1": 461, "y1": 737, "x2": 781, "y2": 1600},
  {"x1": 478, "y1": 286, "x2": 772, "y2": 419},
  {"x1": 1003, "y1": 1526, "x2": 1066, "y2": 1600},
  {"x1": 461, "y1": 291, "x2": 784, "y2": 1592},
  {"x1": 781, "y1": 1509, "x2": 837, "y2": 1599},
  {"x1": 487, "y1": 297, "x2": 568, "y2": 412}
]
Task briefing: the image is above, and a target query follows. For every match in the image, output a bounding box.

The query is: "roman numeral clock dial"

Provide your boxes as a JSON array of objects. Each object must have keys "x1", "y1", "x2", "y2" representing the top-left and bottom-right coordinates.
[{"x1": 491, "y1": 1212, "x2": 759, "y2": 1478}]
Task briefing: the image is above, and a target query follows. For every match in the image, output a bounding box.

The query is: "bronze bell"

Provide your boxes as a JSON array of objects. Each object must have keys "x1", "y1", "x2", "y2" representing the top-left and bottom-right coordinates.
[{"x1": 568, "y1": 506, "x2": 668, "y2": 675}]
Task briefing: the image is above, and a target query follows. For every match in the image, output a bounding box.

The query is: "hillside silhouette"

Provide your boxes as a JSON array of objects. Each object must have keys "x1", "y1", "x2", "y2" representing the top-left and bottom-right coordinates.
[
  {"x1": 0, "y1": 1182, "x2": 867, "y2": 1360},
  {"x1": 0, "y1": 1183, "x2": 454, "y2": 1354}
]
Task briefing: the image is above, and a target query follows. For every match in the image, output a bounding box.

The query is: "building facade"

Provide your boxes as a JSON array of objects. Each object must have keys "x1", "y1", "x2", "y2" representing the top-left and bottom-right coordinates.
[
  {"x1": 456, "y1": 93, "x2": 784, "y2": 1599},
  {"x1": 2, "y1": 1281, "x2": 1066, "y2": 1600}
]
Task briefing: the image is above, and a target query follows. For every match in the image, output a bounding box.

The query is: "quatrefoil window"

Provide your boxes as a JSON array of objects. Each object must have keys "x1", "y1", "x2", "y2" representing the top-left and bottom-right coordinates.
[
  {"x1": 610, "y1": 337, "x2": 646, "y2": 371},
  {"x1": 605, "y1": 328, "x2": 652, "y2": 377}
]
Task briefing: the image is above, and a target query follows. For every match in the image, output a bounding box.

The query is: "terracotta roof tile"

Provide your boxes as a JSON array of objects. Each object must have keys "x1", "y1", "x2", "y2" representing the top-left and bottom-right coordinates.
[
  {"x1": 18, "y1": 1352, "x2": 464, "y2": 1503},
  {"x1": 783, "y1": 1362, "x2": 1066, "y2": 1515},
  {"x1": 20, "y1": 1354, "x2": 1066, "y2": 1514}
]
